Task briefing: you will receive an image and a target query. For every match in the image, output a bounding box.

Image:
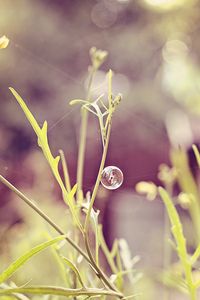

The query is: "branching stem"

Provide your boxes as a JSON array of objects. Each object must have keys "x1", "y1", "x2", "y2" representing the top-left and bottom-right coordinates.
[
  {"x1": 0, "y1": 175, "x2": 123, "y2": 297},
  {"x1": 84, "y1": 118, "x2": 112, "y2": 233}
]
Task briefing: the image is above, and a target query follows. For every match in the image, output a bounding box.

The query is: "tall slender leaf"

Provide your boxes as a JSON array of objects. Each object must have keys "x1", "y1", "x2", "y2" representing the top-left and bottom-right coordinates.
[{"x1": 0, "y1": 235, "x2": 67, "y2": 284}]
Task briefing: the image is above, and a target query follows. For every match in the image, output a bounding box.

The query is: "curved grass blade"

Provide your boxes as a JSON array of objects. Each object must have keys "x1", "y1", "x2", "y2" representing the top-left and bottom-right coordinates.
[
  {"x1": 0, "y1": 235, "x2": 67, "y2": 284},
  {"x1": 9, "y1": 88, "x2": 63, "y2": 191},
  {"x1": 190, "y1": 243, "x2": 200, "y2": 265},
  {"x1": 192, "y1": 144, "x2": 200, "y2": 168},
  {"x1": 70, "y1": 99, "x2": 89, "y2": 106},
  {"x1": 9, "y1": 88, "x2": 82, "y2": 229},
  {"x1": 61, "y1": 256, "x2": 85, "y2": 287},
  {"x1": 0, "y1": 286, "x2": 122, "y2": 298}
]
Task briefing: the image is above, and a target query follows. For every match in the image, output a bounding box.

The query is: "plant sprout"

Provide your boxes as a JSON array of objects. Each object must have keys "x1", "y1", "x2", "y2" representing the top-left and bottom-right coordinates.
[
  {"x1": 0, "y1": 47, "x2": 139, "y2": 300},
  {"x1": 2, "y1": 42, "x2": 200, "y2": 300}
]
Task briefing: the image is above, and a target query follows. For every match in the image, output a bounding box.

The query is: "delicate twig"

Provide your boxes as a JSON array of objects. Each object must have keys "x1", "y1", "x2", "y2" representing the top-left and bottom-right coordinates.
[
  {"x1": 0, "y1": 286, "x2": 123, "y2": 298},
  {"x1": 84, "y1": 118, "x2": 112, "y2": 233},
  {"x1": 98, "y1": 225, "x2": 118, "y2": 274},
  {"x1": 84, "y1": 234, "x2": 120, "y2": 293},
  {"x1": 76, "y1": 66, "x2": 96, "y2": 202},
  {"x1": 59, "y1": 149, "x2": 72, "y2": 193}
]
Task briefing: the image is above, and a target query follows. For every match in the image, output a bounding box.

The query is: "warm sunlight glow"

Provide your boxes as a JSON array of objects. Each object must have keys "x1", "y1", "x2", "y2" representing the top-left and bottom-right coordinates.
[{"x1": 143, "y1": 0, "x2": 194, "y2": 11}]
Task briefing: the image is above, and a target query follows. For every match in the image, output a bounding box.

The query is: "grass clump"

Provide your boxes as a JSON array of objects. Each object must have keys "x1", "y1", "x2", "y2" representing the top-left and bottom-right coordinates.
[
  {"x1": 2, "y1": 44, "x2": 200, "y2": 300},
  {"x1": 0, "y1": 47, "x2": 139, "y2": 300}
]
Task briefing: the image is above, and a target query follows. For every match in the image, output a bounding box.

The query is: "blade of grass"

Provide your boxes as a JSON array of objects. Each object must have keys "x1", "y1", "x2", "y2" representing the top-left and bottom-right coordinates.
[
  {"x1": 61, "y1": 256, "x2": 85, "y2": 287},
  {"x1": 98, "y1": 225, "x2": 118, "y2": 274},
  {"x1": 0, "y1": 175, "x2": 89, "y2": 264},
  {"x1": 9, "y1": 88, "x2": 82, "y2": 230},
  {"x1": 0, "y1": 286, "x2": 122, "y2": 298},
  {"x1": 0, "y1": 175, "x2": 121, "y2": 294},
  {"x1": 159, "y1": 187, "x2": 197, "y2": 300},
  {"x1": 190, "y1": 244, "x2": 200, "y2": 265},
  {"x1": 0, "y1": 235, "x2": 67, "y2": 284},
  {"x1": 59, "y1": 149, "x2": 72, "y2": 193},
  {"x1": 192, "y1": 145, "x2": 200, "y2": 168}
]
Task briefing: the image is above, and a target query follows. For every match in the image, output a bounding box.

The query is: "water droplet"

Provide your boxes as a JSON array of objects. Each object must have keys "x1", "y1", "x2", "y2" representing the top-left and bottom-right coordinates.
[{"x1": 101, "y1": 166, "x2": 123, "y2": 190}]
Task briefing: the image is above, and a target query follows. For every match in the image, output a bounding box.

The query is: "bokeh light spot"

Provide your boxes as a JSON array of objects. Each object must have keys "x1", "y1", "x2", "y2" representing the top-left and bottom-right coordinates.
[{"x1": 91, "y1": 3, "x2": 117, "y2": 29}]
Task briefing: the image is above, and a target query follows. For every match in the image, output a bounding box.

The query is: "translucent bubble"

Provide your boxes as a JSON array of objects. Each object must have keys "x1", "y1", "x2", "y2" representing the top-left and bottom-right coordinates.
[{"x1": 101, "y1": 166, "x2": 123, "y2": 190}]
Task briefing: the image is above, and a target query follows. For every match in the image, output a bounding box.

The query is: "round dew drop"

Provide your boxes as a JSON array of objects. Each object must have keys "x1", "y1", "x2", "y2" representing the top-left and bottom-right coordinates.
[{"x1": 101, "y1": 166, "x2": 123, "y2": 190}]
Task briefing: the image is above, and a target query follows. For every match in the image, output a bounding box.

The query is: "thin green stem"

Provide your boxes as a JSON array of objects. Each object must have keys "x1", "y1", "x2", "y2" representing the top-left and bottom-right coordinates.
[
  {"x1": 81, "y1": 117, "x2": 122, "y2": 296},
  {"x1": 84, "y1": 119, "x2": 112, "y2": 233},
  {"x1": 98, "y1": 225, "x2": 118, "y2": 274},
  {"x1": 187, "y1": 266, "x2": 197, "y2": 300},
  {"x1": 84, "y1": 233, "x2": 121, "y2": 293},
  {"x1": 183, "y1": 262, "x2": 196, "y2": 300},
  {"x1": 95, "y1": 224, "x2": 100, "y2": 267},
  {"x1": 163, "y1": 210, "x2": 171, "y2": 300},
  {"x1": 59, "y1": 149, "x2": 72, "y2": 193},
  {"x1": 0, "y1": 175, "x2": 90, "y2": 263},
  {"x1": 192, "y1": 144, "x2": 200, "y2": 168},
  {"x1": 170, "y1": 148, "x2": 200, "y2": 244},
  {"x1": 76, "y1": 109, "x2": 88, "y2": 201},
  {"x1": 163, "y1": 184, "x2": 173, "y2": 300},
  {"x1": 0, "y1": 174, "x2": 122, "y2": 296},
  {"x1": 76, "y1": 67, "x2": 96, "y2": 202},
  {"x1": 0, "y1": 286, "x2": 123, "y2": 298}
]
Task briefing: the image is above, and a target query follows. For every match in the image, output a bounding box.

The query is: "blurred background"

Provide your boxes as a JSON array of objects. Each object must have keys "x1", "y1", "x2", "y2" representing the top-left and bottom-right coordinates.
[{"x1": 1, "y1": 0, "x2": 200, "y2": 299}]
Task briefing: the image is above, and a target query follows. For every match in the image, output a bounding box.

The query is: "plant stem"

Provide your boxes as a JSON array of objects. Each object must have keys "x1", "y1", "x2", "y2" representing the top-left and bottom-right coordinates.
[
  {"x1": 183, "y1": 261, "x2": 197, "y2": 300},
  {"x1": 0, "y1": 175, "x2": 122, "y2": 296},
  {"x1": 170, "y1": 148, "x2": 200, "y2": 244},
  {"x1": 59, "y1": 149, "x2": 72, "y2": 193},
  {"x1": 163, "y1": 184, "x2": 173, "y2": 300},
  {"x1": 76, "y1": 67, "x2": 96, "y2": 201},
  {"x1": 84, "y1": 233, "x2": 120, "y2": 293},
  {"x1": 98, "y1": 225, "x2": 118, "y2": 274},
  {"x1": 0, "y1": 175, "x2": 89, "y2": 263},
  {"x1": 84, "y1": 118, "x2": 112, "y2": 233},
  {"x1": 81, "y1": 118, "x2": 122, "y2": 294},
  {"x1": 190, "y1": 288, "x2": 197, "y2": 300},
  {"x1": 76, "y1": 109, "x2": 88, "y2": 201},
  {"x1": 0, "y1": 286, "x2": 123, "y2": 298}
]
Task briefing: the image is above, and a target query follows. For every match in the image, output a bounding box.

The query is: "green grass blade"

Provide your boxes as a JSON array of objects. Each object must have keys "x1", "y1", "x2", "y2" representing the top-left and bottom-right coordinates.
[
  {"x1": 70, "y1": 99, "x2": 89, "y2": 106},
  {"x1": 0, "y1": 235, "x2": 67, "y2": 284},
  {"x1": 158, "y1": 187, "x2": 186, "y2": 256},
  {"x1": 0, "y1": 286, "x2": 121, "y2": 298},
  {"x1": 9, "y1": 88, "x2": 62, "y2": 190},
  {"x1": 68, "y1": 184, "x2": 77, "y2": 201},
  {"x1": 9, "y1": 88, "x2": 82, "y2": 229},
  {"x1": 192, "y1": 144, "x2": 200, "y2": 168},
  {"x1": 61, "y1": 256, "x2": 85, "y2": 287},
  {"x1": 159, "y1": 187, "x2": 197, "y2": 299},
  {"x1": 190, "y1": 244, "x2": 200, "y2": 265}
]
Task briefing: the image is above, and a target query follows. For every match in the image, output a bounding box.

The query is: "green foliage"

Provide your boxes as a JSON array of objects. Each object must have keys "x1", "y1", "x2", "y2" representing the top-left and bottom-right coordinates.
[
  {"x1": 159, "y1": 187, "x2": 199, "y2": 300},
  {"x1": 0, "y1": 235, "x2": 67, "y2": 284},
  {"x1": 70, "y1": 70, "x2": 122, "y2": 147},
  {"x1": 3, "y1": 45, "x2": 200, "y2": 300},
  {"x1": 0, "y1": 48, "x2": 139, "y2": 300},
  {"x1": 9, "y1": 87, "x2": 81, "y2": 230},
  {"x1": 192, "y1": 144, "x2": 200, "y2": 168},
  {"x1": 9, "y1": 88, "x2": 61, "y2": 189}
]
